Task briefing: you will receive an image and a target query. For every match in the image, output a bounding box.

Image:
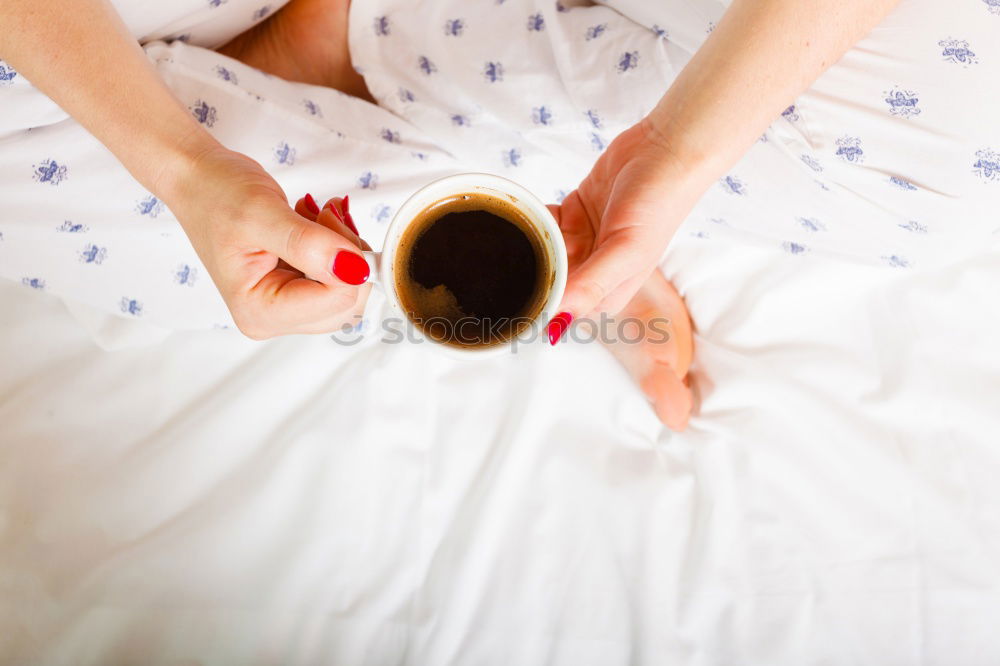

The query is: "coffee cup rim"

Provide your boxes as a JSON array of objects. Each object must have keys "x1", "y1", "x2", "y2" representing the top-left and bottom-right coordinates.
[{"x1": 380, "y1": 172, "x2": 569, "y2": 359}]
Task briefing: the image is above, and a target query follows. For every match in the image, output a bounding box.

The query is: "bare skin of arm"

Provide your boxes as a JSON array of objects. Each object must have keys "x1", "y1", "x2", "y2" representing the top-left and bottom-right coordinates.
[
  {"x1": 0, "y1": 0, "x2": 369, "y2": 338},
  {"x1": 553, "y1": 0, "x2": 903, "y2": 319},
  {"x1": 542, "y1": 0, "x2": 901, "y2": 428}
]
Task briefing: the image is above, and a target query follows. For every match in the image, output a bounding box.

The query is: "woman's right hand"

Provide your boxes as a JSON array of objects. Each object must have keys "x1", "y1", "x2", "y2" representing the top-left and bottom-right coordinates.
[
  {"x1": 163, "y1": 145, "x2": 371, "y2": 339},
  {"x1": 1, "y1": 0, "x2": 370, "y2": 340}
]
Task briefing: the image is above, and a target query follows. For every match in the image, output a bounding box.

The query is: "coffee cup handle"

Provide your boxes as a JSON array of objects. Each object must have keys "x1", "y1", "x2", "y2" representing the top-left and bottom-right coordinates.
[{"x1": 362, "y1": 251, "x2": 383, "y2": 289}]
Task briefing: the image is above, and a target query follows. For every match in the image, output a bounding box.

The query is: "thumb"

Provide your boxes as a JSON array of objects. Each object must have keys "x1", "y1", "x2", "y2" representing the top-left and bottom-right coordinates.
[
  {"x1": 260, "y1": 208, "x2": 370, "y2": 286},
  {"x1": 558, "y1": 233, "x2": 645, "y2": 319}
]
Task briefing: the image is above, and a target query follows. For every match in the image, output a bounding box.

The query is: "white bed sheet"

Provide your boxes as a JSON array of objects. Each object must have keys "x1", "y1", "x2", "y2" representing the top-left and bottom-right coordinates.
[{"x1": 2, "y1": 233, "x2": 1000, "y2": 665}]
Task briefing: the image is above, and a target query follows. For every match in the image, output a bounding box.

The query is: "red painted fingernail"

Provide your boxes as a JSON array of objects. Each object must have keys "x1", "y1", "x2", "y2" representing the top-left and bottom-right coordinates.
[
  {"x1": 332, "y1": 250, "x2": 369, "y2": 285},
  {"x1": 304, "y1": 193, "x2": 320, "y2": 215},
  {"x1": 343, "y1": 194, "x2": 358, "y2": 234},
  {"x1": 325, "y1": 201, "x2": 344, "y2": 220},
  {"x1": 342, "y1": 213, "x2": 359, "y2": 236},
  {"x1": 325, "y1": 200, "x2": 358, "y2": 235},
  {"x1": 547, "y1": 312, "x2": 573, "y2": 346}
]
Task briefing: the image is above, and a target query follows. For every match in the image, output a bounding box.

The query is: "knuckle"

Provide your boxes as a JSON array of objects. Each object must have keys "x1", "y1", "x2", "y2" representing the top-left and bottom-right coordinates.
[
  {"x1": 324, "y1": 286, "x2": 358, "y2": 317},
  {"x1": 577, "y1": 278, "x2": 608, "y2": 309},
  {"x1": 217, "y1": 200, "x2": 266, "y2": 247},
  {"x1": 235, "y1": 319, "x2": 270, "y2": 341},
  {"x1": 230, "y1": 303, "x2": 271, "y2": 341},
  {"x1": 232, "y1": 193, "x2": 269, "y2": 228},
  {"x1": 287, "y1": 220, "x2": 346, "y2": 265},
  {"x1": 283, "y1": 219, "x2": 309, "y2": 259}
]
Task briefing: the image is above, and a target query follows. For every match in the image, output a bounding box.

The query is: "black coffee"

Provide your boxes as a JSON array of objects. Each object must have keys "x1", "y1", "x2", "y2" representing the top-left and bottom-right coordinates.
[{"x1": 395, "y1": 193, "x2": 551, "y2": 348}]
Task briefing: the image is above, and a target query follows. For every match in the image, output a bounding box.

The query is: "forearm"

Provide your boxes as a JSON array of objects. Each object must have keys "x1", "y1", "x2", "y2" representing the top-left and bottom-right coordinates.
[
  {"x1": 647, "y1": 0, "x2": 901, "y2": 182},
  {"x1": 0, "y1": 0, "x2": 219, "y2": 201}
]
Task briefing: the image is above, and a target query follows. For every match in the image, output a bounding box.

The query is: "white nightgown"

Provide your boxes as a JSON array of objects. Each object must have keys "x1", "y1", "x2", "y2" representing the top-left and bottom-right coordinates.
[{"x1": 0, "y1": 0, "x2": 997, "y2": 330}]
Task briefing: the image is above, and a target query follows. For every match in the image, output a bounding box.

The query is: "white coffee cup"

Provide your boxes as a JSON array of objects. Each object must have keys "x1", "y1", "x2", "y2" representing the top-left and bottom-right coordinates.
[{"x1": 361, "y1": 173, "x2": 568, "y2": 358}]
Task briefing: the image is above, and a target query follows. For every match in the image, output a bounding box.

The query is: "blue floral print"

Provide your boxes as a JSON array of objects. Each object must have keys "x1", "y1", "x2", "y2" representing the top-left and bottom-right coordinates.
[
  {"x1": 190, "y1": 100, "x2": 217, "y2": 127},
  {"x1": 586, "y1": 24, "x2": 608, "y2": 41},
  {"x1": 884, "y1": 88, "x2": 921, "y2": 118},
  {"x1": 33, "y1": 159, "x2": 68, "y2": 185},
  {"x1": 303, "y1": 99, "x2": 322, "y2": 117},
  {"x1": 801, "y1": 155, "x2": 823, "y2": 172},
  {"x1": 882, "y1": 254, "x2": 912, "y2": 268},
  {"x1": 502, "y1": 148, "x2": 522, "y2": 167},
  {"x1": 532, "y1": 106, "x2": 553, "y2": 126},
  {"x1": 889, "y1": 176, "x2": 918, "y2": 190},
  {"x1": 80, "y1": 244, "x2": 108, "y2": 265},
  {"x1": 484, "y1": 62, "x2": 504, "y2": 82},
  {"x1": 617, "y1": 51, "x2": 639, "y2": 73},
  {"x1": 57, "y1": 221, "x2": 88, "y2": 233},
  {"x1": 720, "y1": 175, "x2": 747, "y2": 195},
  {"x1": 973, "y1": 148, "x2": 1000, "y2": 182},
  {"x1": 136, "y1": 195, "x2": 166, "y2": 217},
  {"x1": 214, "y1": 66, "x2": 239, "y2": 84},
  {"x1": 797, "y1": 217, "x2": 826, "y2": 232},
  {"x1": 939, "y1": 38, "x2": 978, "y2": 66},
  {"x1": 835, "y1": 136, "x2": 864, "y2": 163},
  {"x1": 120, "y1": 297, "x2": 143, "y2": 316},
  {"x1": 274, "y1": 142, "x2": 296, "y2": 165},
  {"x1": 898, "y1": 220, "x2": 928, "y2": 233},
  {"x1": 175, "y1": 264, "x2": 198, "y2": 286},
  {"x1": 418, "y1": 56, "x2": 437, "y2": 75},
  {"x1": 0, "y1": 59, "x2": 17, "y2": 86}
]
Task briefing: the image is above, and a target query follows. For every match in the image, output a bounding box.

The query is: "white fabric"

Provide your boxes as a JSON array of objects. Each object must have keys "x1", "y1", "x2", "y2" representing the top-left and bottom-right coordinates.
[
  {"x1": 3, "y1": 0, "x2": 1000, "y2": 662},
  {"x1": 3, "y1": 234, "x2": 1000, "y2": 664},
  {"x1": 0, "y1": 40, "x2": 454, "y2": 328},
  {"x1": 2, "y1": 0, "x2": 998, "y2": 329},
  {"x1": 346, "y1": 0, "x2": 1000, "y2": 266}
]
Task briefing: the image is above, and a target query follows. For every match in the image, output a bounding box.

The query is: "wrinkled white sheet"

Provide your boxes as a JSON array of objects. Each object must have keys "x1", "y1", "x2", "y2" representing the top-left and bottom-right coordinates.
[{"x1": 3, "y1": 231, "x2": 1000, "y2": 665}]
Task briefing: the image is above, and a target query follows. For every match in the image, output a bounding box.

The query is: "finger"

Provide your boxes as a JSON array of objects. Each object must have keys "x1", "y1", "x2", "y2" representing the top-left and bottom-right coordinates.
[
  {"x1": 320, "y1": 196, "x2": 371, "y2": 251},
  {"x1": 557, "y1": 230, "x2": 645, "y2": 319},
  {"x1": 548, "y1": 195, "x2": 595, "y2": 270},
  {"x1": 653, "y1": 277, "x2": 694, "y2": 379},
  {"x1": 282, "y1": 196, "x2": 321, "y2": 271},
  {"x1": 596, "y1": 271, "x2": 649, "y2": 317},
  {"x1": 303, "y1": 282, "x2": 374, "y2": 334},
  {"x1": 294, "y1": 193, "x2": 322, "y2": 222},
  {"x1": 280, "y1": 192, "x2": 318, "y2": 273},
  {"x1": 603, "y1": 271, "x2": 694, "y2": 376},
  {"x1": 641, "y1": 363, "x2": 693, "y2": 431},
  {"x1": 318, "y1": 206, "x2": 362, "y2": 249},
  {"x1": 339, "y1": 194, "x2": 360, "y2": 237},
  {"x1": 237, "y1": 267, "x2": 362, "y2": 338},
  {"x1": 294, "y1": 194, "x2": 364, "y2": 247},
  {"x1": 320, "y1": 208, "x2": 372, "y2": 251},
  {"x1": 257, "y1": 207, "x2": 370, "y2": 287}
]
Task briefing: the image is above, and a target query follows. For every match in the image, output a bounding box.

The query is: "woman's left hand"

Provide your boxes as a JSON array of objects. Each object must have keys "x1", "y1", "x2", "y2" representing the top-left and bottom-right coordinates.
[{"x1": 547, "y1": 119, "x2": 705, "y2": 324}]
